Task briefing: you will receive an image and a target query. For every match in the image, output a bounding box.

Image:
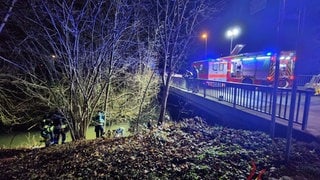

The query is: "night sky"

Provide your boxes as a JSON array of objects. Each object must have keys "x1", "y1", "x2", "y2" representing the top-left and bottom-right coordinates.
[
  {"x1": 190, "y1": 0, "x2": 301, "y2": 61},
  {"x1": 187, "y1": 0, "x2": 320, "y2": 75}
]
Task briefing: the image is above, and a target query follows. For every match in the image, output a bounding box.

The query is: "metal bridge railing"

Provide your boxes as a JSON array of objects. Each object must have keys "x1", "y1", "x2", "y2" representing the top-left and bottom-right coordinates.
[
  {"x1": 296, "y1": 75, "x2": 314, "y2": 86},
  {"x1": 171, "y1": 76, "x2": 313, "y2": 130}
]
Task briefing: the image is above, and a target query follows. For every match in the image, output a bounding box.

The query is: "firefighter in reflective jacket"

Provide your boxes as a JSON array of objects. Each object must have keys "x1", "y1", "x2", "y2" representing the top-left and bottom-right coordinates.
[
  {"x1": 51, "y1": 109, "x2": 68, "y2": 144},
  {"x1": 94, "y1": 111, "x2": 105, "y2": 138},
  {"x1": 40, "y1": 118, "x2": 54, "y2": 147}
]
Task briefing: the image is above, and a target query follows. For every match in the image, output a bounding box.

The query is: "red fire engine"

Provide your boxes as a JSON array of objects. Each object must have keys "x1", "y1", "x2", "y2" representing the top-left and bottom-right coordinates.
[{"x1": 192, "y1": 51, "x2": 296, "y2": 88}]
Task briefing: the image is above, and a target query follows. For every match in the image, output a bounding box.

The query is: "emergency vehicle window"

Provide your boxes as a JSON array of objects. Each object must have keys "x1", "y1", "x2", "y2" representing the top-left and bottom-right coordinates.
[
  {"x1": 219, "y1": 64, "x2": 224, "y2": 71},
  {"x1": 280, "y1": 64, "x2": 287, "y2": 76},
  {"x1": 212, "y1": 64, "x2": 219, "y2": 71},
  {"x1": 231, "y1": 62, "x2": 235, "y2": 73},
  {"x1": 236, "y1": 64, "x2": 241, "y2": 71},
  {"x1": 235, "y1": 62, "x2": 242, "y2": 77},
  {"x1": 231, "y1": 62, "x2": 236, "y2": 77},
  {"x1": 231, "y1": 62, "x2": 241, "y2": 72},
  {"x1": 280, "y1": 64, "x2": 287, "y2": 70}
]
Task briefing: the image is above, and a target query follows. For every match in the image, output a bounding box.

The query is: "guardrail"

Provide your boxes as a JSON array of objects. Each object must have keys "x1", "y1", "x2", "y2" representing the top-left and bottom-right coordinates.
[
  {"x1": 171, "y1": 76, "x2": 314, "y2": 130},
  {"x1": 296, "y1": 75, "x2": 314, "y2": 86}
]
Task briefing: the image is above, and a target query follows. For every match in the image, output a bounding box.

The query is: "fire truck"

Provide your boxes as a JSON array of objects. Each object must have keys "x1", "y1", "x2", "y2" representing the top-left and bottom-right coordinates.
[{"x1": 192, "y1": 51, "x2": 296, "y2": 88}]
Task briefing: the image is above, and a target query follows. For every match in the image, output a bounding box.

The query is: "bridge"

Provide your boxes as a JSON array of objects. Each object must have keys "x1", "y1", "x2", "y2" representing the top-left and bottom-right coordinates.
[{"x1": 169, "y1": 76, "x2": 320, "y2": 141}]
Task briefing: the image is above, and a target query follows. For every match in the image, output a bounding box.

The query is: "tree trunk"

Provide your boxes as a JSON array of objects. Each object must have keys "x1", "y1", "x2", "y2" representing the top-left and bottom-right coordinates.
[
  {"x1": 103, "y1": 79, "x2": 111, "y2": 131},
  {"x1": 137, "y1": 71, "x2": 155, "y2": 130},
  {"x1": 158, "y1": 73, "x2": 171, "y2": 126}
]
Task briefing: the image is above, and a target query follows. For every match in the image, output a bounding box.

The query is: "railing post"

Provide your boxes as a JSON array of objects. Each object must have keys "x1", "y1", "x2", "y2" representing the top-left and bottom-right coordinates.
[
  {"x1": 233, "y1": 87, "x2": 237, "y2": 108},
  {"x1": 302, "y1": 91, "x2": 312, "y2": 130},
  {"x1": 203, "y1": 82, "x2": 206, "y2": 98}
]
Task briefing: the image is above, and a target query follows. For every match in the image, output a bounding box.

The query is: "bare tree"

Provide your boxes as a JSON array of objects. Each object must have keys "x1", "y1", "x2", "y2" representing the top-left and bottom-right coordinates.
[
  {"x1": 0, "y1": 0, "x2": 223, "y2": 136},
  {"x1": 0, "y1": 0, "x2": 19, "y2": 129},
  {"x1": 0, "y1": 0, "x2": 159, "y2": 139},
  {"x1": 0, "y1": 0, "x2": 163, "y2": 138},
  {"x1": 152, "y1": 0, "x2": 224, "y2": 125}
]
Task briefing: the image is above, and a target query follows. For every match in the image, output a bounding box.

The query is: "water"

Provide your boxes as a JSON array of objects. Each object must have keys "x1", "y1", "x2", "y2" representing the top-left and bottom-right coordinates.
[{"x1": 0, "y1": 122, "x2": 130, "y2": 149}]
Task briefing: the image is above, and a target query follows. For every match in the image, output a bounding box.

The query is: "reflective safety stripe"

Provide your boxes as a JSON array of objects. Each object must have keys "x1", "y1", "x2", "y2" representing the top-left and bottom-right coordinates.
[
  {"x1": 44, "y1": 125, "x2": 53, "y2": 132},
  {"x1": 98, "y1": 112, "x2": 105, "y2": 123}
]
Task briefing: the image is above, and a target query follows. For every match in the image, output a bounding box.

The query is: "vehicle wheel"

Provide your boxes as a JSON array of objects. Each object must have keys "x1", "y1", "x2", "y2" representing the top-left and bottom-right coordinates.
[
  {"x1": 279, "y1": 79, "x2": 289, "y2": 88},
  {"x1": 242, "y1": 78, "x2": 253, "y2": 84}
]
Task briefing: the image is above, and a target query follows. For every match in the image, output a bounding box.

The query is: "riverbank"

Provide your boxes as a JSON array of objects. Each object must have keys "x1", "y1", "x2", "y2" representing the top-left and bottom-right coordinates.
[
  {"x1": 1, "y1": 118, "x2": 320, "y2": 179},
  {"x1": 0, "y1": 122, "x2": 130, "y2": 148}
]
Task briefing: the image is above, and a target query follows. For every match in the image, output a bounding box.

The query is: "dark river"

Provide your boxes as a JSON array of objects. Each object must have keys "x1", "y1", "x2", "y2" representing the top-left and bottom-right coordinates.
[{"x1": 0, "y1": 123, "x2": 130, "y2": 148}]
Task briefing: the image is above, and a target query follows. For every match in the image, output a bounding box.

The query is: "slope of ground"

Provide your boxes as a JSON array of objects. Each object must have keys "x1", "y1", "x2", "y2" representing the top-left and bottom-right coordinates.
[{"x1": 0, "y1": 118, "x2": 320, "y2": 179}]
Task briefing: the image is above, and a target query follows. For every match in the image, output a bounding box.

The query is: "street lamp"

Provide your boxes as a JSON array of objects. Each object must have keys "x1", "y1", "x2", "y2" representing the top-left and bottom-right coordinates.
[
  {"x1": 201, "y1": 32, "x2": 208, "y2": 58},
  {"x1": 226, "y1": 27, "x2": 240, "y2": 54}
]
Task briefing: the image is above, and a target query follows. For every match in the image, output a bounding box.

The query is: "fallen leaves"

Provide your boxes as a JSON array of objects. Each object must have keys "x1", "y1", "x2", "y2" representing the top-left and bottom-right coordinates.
[{"x1": 0, "y1": 117, "x2": 320, "y2": 179}]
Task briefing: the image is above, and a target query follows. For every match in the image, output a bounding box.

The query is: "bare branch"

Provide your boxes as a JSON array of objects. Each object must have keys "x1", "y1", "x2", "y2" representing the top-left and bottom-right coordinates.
[{"x1": 0, "y1": 0, "x2": 18, "y2": 33}]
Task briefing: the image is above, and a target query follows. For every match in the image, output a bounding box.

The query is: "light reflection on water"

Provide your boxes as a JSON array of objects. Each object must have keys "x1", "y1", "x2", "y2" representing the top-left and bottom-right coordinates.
[{"x1": 0, "y1": 123, "x2": 130, "y2": 148}]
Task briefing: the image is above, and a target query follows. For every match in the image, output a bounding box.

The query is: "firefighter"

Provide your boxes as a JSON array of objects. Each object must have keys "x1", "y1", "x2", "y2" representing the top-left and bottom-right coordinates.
[
  {"x1": 94, "y1": 110, "x2": 105, "y2": 138},
  {"x1": 191, "y1": 65, "x2": 199, "y2": 93},
  {"x1": 183, "y1": 70, "x2": 193, "y2": 91},
  {"x1": 51, "y1": 109, "x2": 68, "y2": 144},
  {"x1": 40, "y1": 118, "x2": 54, "y2": 147}
]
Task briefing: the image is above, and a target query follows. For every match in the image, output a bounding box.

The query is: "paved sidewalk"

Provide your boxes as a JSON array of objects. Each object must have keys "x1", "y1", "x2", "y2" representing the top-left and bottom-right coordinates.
[{"x1": 303, "y1": 95, "x2": 320, "y2": 138}]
